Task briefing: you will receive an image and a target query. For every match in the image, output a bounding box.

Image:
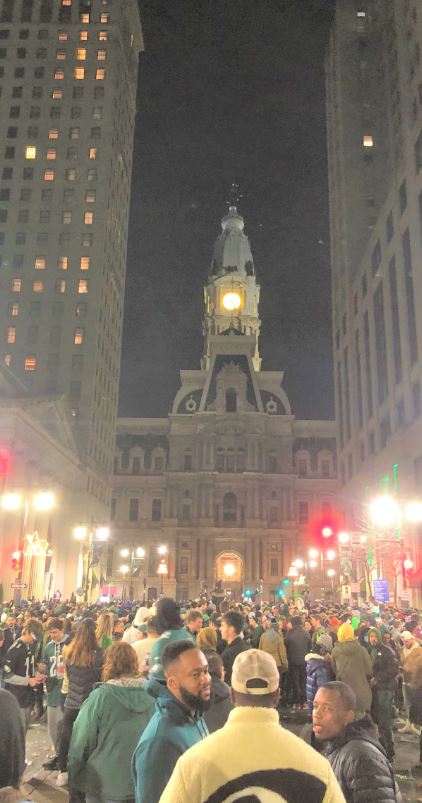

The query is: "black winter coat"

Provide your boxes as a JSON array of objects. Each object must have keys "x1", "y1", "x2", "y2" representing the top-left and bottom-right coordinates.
[
  {"x1": 203, "y1": 676, "x2": 233, "y2": 733},
  {"x1": 323, "y1": 715, "x2": 402, "y2": 803},
  {"x1": 285, "y1": 626, "x2": 311, "y2": 666},
  {"x1": 372, "y1": 644, "x2": 399, "y2": 691},
  {"x1": 221, "y1": 637, "x2": 247, "y2": 686},
  {"x1": 64, "y1": 648, "x2": 104, "y2": 710}
]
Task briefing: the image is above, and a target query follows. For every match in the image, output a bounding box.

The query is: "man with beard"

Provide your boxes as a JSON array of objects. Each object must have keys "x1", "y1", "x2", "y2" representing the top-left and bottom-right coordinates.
[
  {"x1": 159, "y1": 649, "x2": 344, "y2": 803},
  {"x1": 133, "y1": 640, "x2": 210, "y2": 803}
]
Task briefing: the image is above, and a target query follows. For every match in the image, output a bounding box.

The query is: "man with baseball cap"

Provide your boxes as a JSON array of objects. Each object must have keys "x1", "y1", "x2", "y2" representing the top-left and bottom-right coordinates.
[{"x1": 159, "y1": 648, "x2": 345, "y2": 802}]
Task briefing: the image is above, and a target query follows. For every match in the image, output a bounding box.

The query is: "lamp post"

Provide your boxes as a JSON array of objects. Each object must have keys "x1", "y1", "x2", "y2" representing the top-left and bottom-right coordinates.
[
  {"x1": 156, "y1": 545, "x2": 168, "y2": 595},
  {"x1": 120, "y1": 546, "x2": 145, "y2": 601},
  {"x1": 1, "y1": 490, "x2": 54, "y2": 601},
  {"x1": 73, "y1": 523, "x2": 110, "y2": 602}
]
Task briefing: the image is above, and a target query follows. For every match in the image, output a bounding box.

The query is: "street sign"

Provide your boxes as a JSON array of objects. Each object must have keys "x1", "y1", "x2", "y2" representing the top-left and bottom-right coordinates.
[
  {"x1": 373, "y1": 578, "x2": 389, "y2": 602},
  {"x1": 11, "y1": 582, "x2": 27, "y2": 589}
]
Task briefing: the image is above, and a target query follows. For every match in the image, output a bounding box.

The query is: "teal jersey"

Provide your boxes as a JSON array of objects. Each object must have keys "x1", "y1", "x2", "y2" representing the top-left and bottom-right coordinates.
[{"x1": 43, "y1": 637, "x2": 68, "y2": 707}]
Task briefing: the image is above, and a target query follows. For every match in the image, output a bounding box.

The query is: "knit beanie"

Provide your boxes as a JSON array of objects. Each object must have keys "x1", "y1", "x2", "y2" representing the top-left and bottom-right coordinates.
[
  {"x1": 317, "y1": 633, "x2": 333, "y2": 653},
  {"x1": 337, "y1": 623, "x2": 355, "y2": 642}
]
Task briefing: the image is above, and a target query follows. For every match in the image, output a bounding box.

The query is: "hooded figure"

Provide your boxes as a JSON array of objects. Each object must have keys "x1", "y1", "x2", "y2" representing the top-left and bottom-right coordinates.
[
  {"x1": 123, "y1": 607, "x2": 150, "y2": 644},
  {"x1": 331, "y1": 624, "x2": 373, "y2": 714},
  {"x1": 68, "y1": 675, "x2": 155, "y2": 801},
  {"x1": 305, "y1": 637, "x2": 335, "y2": 715}
]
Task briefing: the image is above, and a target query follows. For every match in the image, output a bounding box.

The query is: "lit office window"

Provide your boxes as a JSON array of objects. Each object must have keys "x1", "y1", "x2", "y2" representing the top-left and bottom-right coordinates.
[
  {"x1": 12, "y1": 278, "x2": 22, "y2": 292},
  {"x1": 4, "y1": 355, "x2": 12, "y2": 366},
  {"x1": 84, "y1": 211, "x2": 93, "y2": 224},
  {"x1": 25, "y1": 145, "x2": 36, "y2": 159},
  {"x1": 80, "y1": 256, "x2": 90, "y2": 270},
  {"x1": 52, "y1": 89, "x2": 63, "y2": 99},
  {"x1": 49, "y1": 128, "x2": 59, "y2": 139},
  {"x1": 56, "y1": 50, "x2": 66, "y2": 60},
  {"x1": 76, "y1": 48, "x2": 86, "y2": 60},
  {"x1": 55, "y1": 279, "x2": 66, "y2": 293},
  {"x1": 74, "y1": 327, "x2": 84, "y2": 344},
  {"x1": 62, "y1": 211, "x2": 72, "y2": 224},
  {"x1": 363, "y1": 135, "x2": 374, "y2": 147},
  {"x1": 95, "y1": 68, "x2": 105, "y2": 80},
  {"x1": 58, "y1": 31, "x2": 68, "y2": 41},
  {"x1": 44, "y1": 169, "x2": 55, "y2": 180},
  {"x1": 97, "y1": 50, "x2": 106, "y2": 60},
  {"x1": 46, "y1": 149, "x2": 56, "y2": 160},
  {"x1": 78, "y1": 279, "x2": 88, "y2": 293},
  {"x1": 100, "y1": 13, "x2": 110, "y2": 23},
  {"x1": 24, "y1": 356, "x2": 37, "y2": 371},
  {"x1": 79, "y1": 31, "x2": 88, "y2": 41},
  {"x1": 98, "y1": 31, "x2": 108, "y2": 41},
  {"x1": 7, "y1": 327, "x2": 16, "y2": 343},
  {"x1": 54, "y1": 70, "x2": 65, "y2": 80},
  {"x1": 11, "y1": 304, "x2": 19, "y2": 316},
  {"x1": 80, "y1": 13, "x2": 90, "y2": 23},
  {"x1": 34, "y1": 257, "x2": 46, "y2": 269},
  {"x1": 74, "y1": 68, "x2": 85, "y2": 79},
  {"x1": 58, "y1": 256, "x2": 68, "y2": 270},
  {"x1": 89, "y1": 147, "x2": 97, "y2": 159},
  {"x1": 85, "y1": 190, "x2": 96, "y2": 203},
  {"x1": 32, "y1": 280, "x2": 43, "y2": 292},
  {"x1": 66, "y1": 168, "x2": 76, "y2": 180}
]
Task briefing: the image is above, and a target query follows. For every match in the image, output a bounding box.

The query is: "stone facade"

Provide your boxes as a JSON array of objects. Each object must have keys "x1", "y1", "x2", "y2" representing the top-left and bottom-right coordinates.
[{"x1": 110, "y1": 208, "x2": 337, "y2": 601}]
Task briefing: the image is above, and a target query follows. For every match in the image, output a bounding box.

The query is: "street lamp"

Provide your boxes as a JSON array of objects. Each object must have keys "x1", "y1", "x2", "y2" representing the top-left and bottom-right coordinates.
[
  {"x1": 157, "y1": 558, "x2": 168, "y2": 594},
  {"x1": 73, "y1": 523, "x2": 110, "y2": 601},
  {"x1": 119, "y1": 546, "x2": 146, "y2": 601}
]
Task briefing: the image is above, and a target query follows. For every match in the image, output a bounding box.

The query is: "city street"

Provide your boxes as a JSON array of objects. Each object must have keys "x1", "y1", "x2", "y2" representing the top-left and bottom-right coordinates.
[{"x1": 22, "y1": 711, "x2": 422, "y2": 802}]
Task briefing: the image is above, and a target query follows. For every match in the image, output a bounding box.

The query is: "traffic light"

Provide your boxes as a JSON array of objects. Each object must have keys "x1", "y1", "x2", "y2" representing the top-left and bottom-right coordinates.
[
  {"x1": 243, "y1": 588, "x2": 253, "y2": 598},
  {"x1": 282, "y1": 577, "x2": 290, "y2": 585},
  {"x1": 277, "y1": 588, "x2": 285, "y2": 597},
  {"x1": 11, "y1": 550, "x2": 23, "y2": 573}
]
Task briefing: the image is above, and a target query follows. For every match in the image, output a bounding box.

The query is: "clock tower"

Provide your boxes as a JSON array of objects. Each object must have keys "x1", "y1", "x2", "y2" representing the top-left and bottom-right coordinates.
[{"x1": 202, "y1": 206, "x2": 261, "y2": 371}]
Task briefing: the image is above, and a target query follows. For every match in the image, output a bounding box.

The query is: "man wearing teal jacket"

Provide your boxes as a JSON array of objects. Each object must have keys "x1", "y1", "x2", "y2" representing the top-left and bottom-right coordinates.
[
  {"x1": 40, "y1": 618, "x2": 69, "y2": 767},
  {"x1": 133, "y1": 641, "x2": 210, "y2": 803}
]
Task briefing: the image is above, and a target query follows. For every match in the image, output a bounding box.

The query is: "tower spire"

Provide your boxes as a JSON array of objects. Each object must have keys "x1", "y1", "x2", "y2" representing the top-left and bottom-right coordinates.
[{"x1": 202, "y1": 205, "x2": 261, "y2": 371}]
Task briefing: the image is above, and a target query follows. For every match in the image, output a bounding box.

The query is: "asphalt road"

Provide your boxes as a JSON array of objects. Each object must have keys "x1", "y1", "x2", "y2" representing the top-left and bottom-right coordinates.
[{"x1": 22, "y1": 710, "x2": 422, "y2": 802}]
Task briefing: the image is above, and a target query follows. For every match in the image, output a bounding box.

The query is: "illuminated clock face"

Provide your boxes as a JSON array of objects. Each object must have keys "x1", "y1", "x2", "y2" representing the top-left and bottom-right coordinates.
[{"x1": 222, "y1": 291, "x2": 241, "y2": 311}]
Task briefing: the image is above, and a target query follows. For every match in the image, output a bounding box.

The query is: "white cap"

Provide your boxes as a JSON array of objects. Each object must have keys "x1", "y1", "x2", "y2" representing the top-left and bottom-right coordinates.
[{"x1": 231, "y1": 649, "x2": 279, "y2": 696}]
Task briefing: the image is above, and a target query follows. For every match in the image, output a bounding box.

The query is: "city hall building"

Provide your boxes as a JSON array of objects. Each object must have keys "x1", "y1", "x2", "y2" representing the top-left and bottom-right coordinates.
[{"x1": 110, "y1": 207, "x2": 337, "y2": 602}]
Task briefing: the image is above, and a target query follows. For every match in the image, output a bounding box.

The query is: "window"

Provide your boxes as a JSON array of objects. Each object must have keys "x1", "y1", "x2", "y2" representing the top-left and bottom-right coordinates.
[
  {"x1": 129, "y1": 498, "x2": 139, "y2": 522},
  {"x1": 95, "y1": 68, "x2": 105, "y2": 80},
  {"x1": 71, "y1": 106, "x2": 81, "y2": 118},
  {"x1": 76, "y1": 48, "x2": 86, "y2": 60},
  {"x1": 78, "y1": 279, "x2": 88, "y2": 293},
  {"x1": 89, "y1": 147, "x2": 97, "y2": 159},
  {"x1": 73, "y1": 87, "x2": 83, "y2": 99},
  {"x1": 183, "y1": 452, "x2": 192, "y2": 471},
  {"x1": 10, "y1": 304, "x2": 19, "y2": 316},
  {"x1": 84, "y1": 211, "x2": 93, "y2": 224},
  {"x1": 90, "y1": 126, "x2": 101, "y2": 138},
  {"x1": 97, "y1": 49, "x2": 106, "y2": 60},
  {"x1": 7, "y1": 327, "x2": 15, "y2": 343},
  {"x1": 92, "y1": 107, "x2": 103, "y2": 120},
  {"x1": 270, "y1": 558, "x2": 278, "y2": 577},
  {"x1": 25, "y1": 145, "x2": 36, "y2": 159},
  {"x1": 80, "y1": 256, "x2": 90, "y2": 270},
  {"x1": 44, "y1": 169, "x2": 55, "y2": 181},
  {"x1": 222, "y1": 492, "x2": 237, "y2": 522},
  {"x1": 179, "y1": 556, "x2": 189, "y2": 574},
  {"x1": 74, "y1": 67, "x2": 85, "y2": 79},
  {"x1": 99, "y1": 31, "x2": 108, "y2": 41},
  {"x1": 50, "y1": 107, "x2": 61, "y2": 119},
  {"x1": 56, "y1": 50, "x2": 66, "y2": 60},
  {"x1": 54, "y1": 70, "x2": 64, "y2": 80},
  {"x1": 79, "y1": 30, "x2": 88, "y2": 41},
  {"x1": 363, "y1": 134, "x2": 374, "y2": 147},
  {"x1": 226, "y1": 389, "x2": 237, "y2": 412},
  {"x1": 62, "y1": 211, "x2": 72, "y2": 224},
  {"x1": 58, "y1": 31, "x2": 68, "y2": 41},
  {"x1": 82, "y1": 233, "x2": 93, "y2": 246},
  {"x1": 5, "y1": 146, "x2": 15, "y2": 158},
  {"x1": 55, "y1": 279, "x2": 66, "y2": 293},
  {"x1": 94, "y1": 87, "x2": 104, "y2": 99},
  {"x1": 80, "y1": 13, "x2": 90, "y2": 22},
  {"x1": 34, "y1": 257, "x2": 46, "y2": 270},
  {"x1": 12, "y1": 278, "x2": 22, "y2": 292},
  {"x1": 69, "y1": 126, "x2": 79, "y2": 139},
  {"x1": 52, "y1": 89, "x2": 62, "y2": 99},
  {"x1": 152, "y1": 498, "x2": 162, "y2": 521},
  {"x1": 66, "y1": 168, "x2": 76, "y2": 180},
  {"x1": 100, "y1": 12, "x2": 110, "y2": 23},
  {"x1": 74, "y1": 327, "x2": 84, "y2": 344},
  {"x1": 402, "y1": 229, "x2": 418, "y2": 365},
  {"x1": 298, "y1": 459, "x2": 307, "y2": 477},
  {"x1": 32, "y1": 280, "x2": 43, "y2": 292},
  {"x1": 298, "y1": 501, "x2": 309, "y2": 523},
  {"x1": 72, "y1": 354, "x2": 83, "y2": 371},
  {"x1": 58, "y1": 256, "x2": 68, "y2": 270},
  {"x1": 75, "y1": 302, "x2": 87, "y2": 316},
  {"x1": 132, "y1": 456, "x2": 141, "y2": 474},
  {"x1": 24, "y1": 356, "x2": 37, "y2": 371},
  {"x1": 85, "y1": 190, "x2": 96, "y2": 203},
  {"x1": 87, "y1": 168, "x2": 97, "y2": 180},
  {"x1": 10, "y1": 105, "x2": 20, "y2": 117},
  {"x1": 29, "y1": 106, "x2": 40, "y2": 119},
  {"x1": 46, "y1": 149, "x2": 56, "y2": 160}
]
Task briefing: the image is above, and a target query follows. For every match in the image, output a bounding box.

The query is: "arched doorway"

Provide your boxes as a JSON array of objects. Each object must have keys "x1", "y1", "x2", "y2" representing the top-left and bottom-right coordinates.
[{"x1": 215, "y1": 551, "x2": 243, "y2": 600}]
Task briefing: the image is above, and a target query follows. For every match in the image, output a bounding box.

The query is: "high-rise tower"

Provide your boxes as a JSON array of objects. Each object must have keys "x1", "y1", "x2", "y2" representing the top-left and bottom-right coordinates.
[
  {"x1": 0, "y1": 0, "x2": 143, "y2": 509},
  {"x1": 326, "y1": 1, "x2": 422, "y2": 601}
]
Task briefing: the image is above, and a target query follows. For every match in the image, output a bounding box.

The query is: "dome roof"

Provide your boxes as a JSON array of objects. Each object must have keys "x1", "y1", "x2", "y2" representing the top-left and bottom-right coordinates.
[{"x1": 221, "y1": 206, "x2": 245, "y2": 232}]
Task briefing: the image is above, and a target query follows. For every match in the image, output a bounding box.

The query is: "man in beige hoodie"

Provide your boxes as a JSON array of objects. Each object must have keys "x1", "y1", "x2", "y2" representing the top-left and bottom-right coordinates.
[{"x1": 399, "y1": 630, "x2": 422, "y2": 734}]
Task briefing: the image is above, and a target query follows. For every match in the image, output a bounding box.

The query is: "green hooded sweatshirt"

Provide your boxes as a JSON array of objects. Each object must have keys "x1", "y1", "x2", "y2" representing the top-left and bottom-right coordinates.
[
  {"x1": 132, "y1": 677, "x2": 209, "y2": 803},
  {"x1": 68, "y1": 678, "x2": 155, "y2": 801}
]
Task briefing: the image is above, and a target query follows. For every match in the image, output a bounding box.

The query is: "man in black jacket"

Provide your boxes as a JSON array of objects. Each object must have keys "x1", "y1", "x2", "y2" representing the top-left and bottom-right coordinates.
[
  {"x1": 3, "y1": 624, "x2": 46, "y2": 733},
  {"x1": 285, "y1": 615, "x2": 311, "y2": 708},
  {"x1": 0, "y1": 688, "x2": 26, "y2": 789},
  {"x1": 312, "y1": 681, "x2": 402, "y2": 803},
  {"x1": 367, "y1": 627, "x2": 399, "y2": 761},
  {"x1": 220, "y1": 611, "x2": 247, "y2": 686}
]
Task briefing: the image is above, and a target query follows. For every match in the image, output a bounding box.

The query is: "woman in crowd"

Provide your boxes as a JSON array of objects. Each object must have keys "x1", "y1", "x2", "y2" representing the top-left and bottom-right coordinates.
[
  {"x1": 56, "y1": 618, "x2": 104, "y2": 788},
  {"x1": 68, "y1": 641, "x2": 155, "y2": 803},
  {"x1": 95, "y1": 612, "x2": 114, "y2": 651}
]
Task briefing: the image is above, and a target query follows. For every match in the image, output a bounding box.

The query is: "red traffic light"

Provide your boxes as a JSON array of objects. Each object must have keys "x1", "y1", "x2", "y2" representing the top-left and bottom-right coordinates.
[{"x1": 11, "y1": 550, "x2": 23, "y2": 572}]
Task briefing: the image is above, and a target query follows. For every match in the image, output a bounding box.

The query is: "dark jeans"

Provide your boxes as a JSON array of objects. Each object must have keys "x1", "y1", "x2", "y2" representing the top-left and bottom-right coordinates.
[
  {"x1": 372, "y1": 688, "x2": 394, "y2": 761},
  {"x1": 57, "y1": 707, "x2": 80, "y2": 772},
  {"x1": 289, "y1": 663, "x2": 306, "y2": 705}
]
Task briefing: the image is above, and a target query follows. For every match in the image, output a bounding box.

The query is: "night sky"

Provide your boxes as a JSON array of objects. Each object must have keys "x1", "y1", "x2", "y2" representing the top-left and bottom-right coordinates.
[{"x1": 119, "y1": 0, "x2": 336, "y2": 421}]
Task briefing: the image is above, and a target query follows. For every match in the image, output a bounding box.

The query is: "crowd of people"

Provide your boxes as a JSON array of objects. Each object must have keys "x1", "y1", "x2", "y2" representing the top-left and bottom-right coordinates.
[{"x1": 0, "y1": 591, "x2": 421, "y2": 802}]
